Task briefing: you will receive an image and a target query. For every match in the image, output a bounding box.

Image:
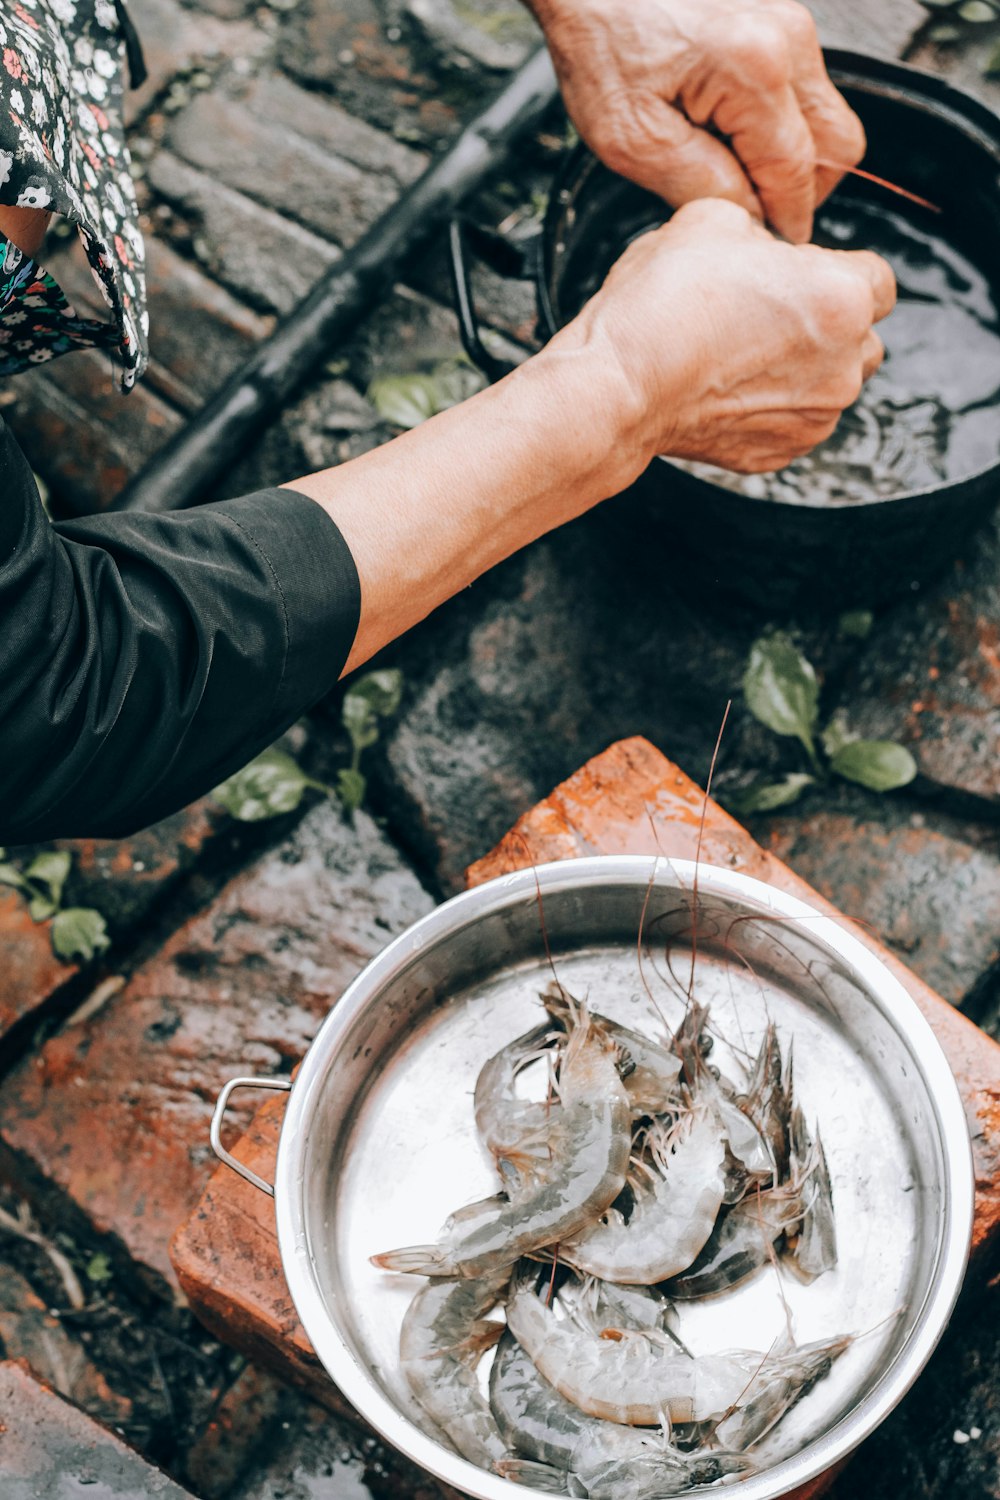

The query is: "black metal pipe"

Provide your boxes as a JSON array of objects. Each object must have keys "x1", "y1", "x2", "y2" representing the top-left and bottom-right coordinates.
[{"x1": 112, "y1": 49, "x2": 559, "y2": 514}]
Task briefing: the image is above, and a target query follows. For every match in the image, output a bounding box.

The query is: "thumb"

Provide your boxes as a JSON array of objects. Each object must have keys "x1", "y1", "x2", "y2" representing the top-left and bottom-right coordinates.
[{"x1": 597, "y1": 101, "x2": 763, "y2": 219}]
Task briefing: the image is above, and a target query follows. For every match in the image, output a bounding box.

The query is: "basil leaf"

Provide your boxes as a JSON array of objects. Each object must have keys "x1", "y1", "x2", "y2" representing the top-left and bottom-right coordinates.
[
  {"x1": 24, "y1": 850, "x2": 71, "y2": 908},
  {"x1": 345, "y1": 668, "x2": 403, "y2": 720},
  {"x1": 213, "y1": 747, "x2": 314, "y2": 822},
  {"x1": 0, "y1": 863, "x2": 28, "y2": 894},
  {"x1": 367, "y1": 373, "x2": 438, "y2": 430},
  {"x1": 726, "y1": 773, "x2": 815, "y2": 816},
  {"x1": 820, "y1": 711, "x2": 855, "y2": 760},
  {"x1": 29, "y1": 894, "x2": 59, "y2": 923},
  {"x1": 85, "y1": 1251, "x2": 113, "y2": 1284},
  {"x1": 51, "y1": 908, "x2": 111, "y2": 964},
  {"x1": 425, "y1": 357, "x2": 483, "y2": 410},
  {"x1": 830, "y1": 740, "x2": 918, "y2": 792},
  {"x1": 337, "y1": 766, "x2": 367, "y2": 814},
  {"x1": 341, "y1": 696, "x2": 379, "y2": 754},
  {"x1": 743, "y1": 633, "x2": 820, "y2": 765},
  {"x1": 837, "y1": 608, "x2": 874, "y2": 640}
]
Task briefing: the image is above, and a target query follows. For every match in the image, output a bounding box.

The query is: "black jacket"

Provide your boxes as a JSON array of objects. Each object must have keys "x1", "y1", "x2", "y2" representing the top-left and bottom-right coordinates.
[{"x1": 0, "y1": 419, "x2": 360, "y2": 842}]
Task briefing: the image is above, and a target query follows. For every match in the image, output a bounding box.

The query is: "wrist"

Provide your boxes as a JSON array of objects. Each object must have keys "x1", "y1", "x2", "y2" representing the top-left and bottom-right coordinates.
[{"x1": 521, "y1": 327, "x2": 658, "y2": 498}]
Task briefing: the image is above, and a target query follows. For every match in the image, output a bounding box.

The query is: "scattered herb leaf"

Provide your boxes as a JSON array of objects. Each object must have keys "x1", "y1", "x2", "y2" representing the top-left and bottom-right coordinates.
[
  {"x1": 725, "y1": 773, "x2": 816, "y2": 816},
  {"x1": 85, "y1": 1251, "x2": 113, "y2": 1285},
  {"x1": 368, "y1": 359, "x2": 483, "y2": 430},
  {"x1": 336, "y1": 766, "x2": 367, "y2": 814},
  {"x1": 743, "y1": 633, "x2": 821, "y2": 770},
  {"x1": 213, "y1": 747, "x2": 328, "y2": 822},
  {"x1": 837, "y1": 608, "x2": 874, "y2": 640},
  {"x1": 51, "y1": 908, "x2": 111, "y2": 964},
  {"x1": 829, "y1": 740, "x2": 918, "y2": 792}
]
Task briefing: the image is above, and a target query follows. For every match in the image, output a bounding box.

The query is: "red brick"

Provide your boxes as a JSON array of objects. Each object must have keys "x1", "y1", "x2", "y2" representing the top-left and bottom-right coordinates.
[
  {"x1": 41, "y1": 234, "x2": 272, "y2": 414},
  {"x1": 0, "y1": 803, "x2": 431, "y2": 1299},
  {"x1": 124, "y1": 0, "x2": 269, "y2": 126},
  {"x1": 756, "y1": 803, "x2": 1000, "y2": 1006},
  {"x1": 0, "y1": 888, "x2": 75, "y2": 1043},
  {"x1": 0, "y1": 1358, "x2": 194, "y2": 1499},
  {"x1": 2, "y1": 348, "x2": 181, "y2": 516}
]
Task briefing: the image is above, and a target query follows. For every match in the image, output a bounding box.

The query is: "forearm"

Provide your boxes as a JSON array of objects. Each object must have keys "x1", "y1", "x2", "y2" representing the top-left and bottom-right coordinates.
[{"x1": 286, "y1": 332, "x2": 649, "y2": 675}]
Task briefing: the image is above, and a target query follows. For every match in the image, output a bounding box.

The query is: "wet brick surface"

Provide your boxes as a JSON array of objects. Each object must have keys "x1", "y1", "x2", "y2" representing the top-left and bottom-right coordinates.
[
  {"x1": 0, "y1": 1358, "x2": 195, "y2": 1499},
  {"x1": 0, "y1": 802, "x2": 431, "y2": 1299}
]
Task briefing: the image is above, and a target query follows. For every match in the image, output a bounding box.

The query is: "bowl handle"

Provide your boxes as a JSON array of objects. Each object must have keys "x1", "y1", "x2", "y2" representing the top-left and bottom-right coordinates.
[
  {"x1": 449, "y1": 217, "x2": 542, "y2": 382},
  {"x1": 210, "y1": 1075, "x2": 292, "y2": 1197}
]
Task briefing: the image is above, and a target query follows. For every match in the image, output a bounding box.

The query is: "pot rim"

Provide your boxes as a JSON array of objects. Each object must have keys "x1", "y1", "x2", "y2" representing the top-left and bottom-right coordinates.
[
  {"x1": 537, "y1": 47, "x2": 1000, "y2": 513},
  {"x1": 271, "y1": 855, "x2": 974, "y2": 1500}
]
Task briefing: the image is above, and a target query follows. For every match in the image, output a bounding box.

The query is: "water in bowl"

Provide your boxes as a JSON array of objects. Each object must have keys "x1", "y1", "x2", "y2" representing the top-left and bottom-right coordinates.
[{"x1": 677, "y1": 193, "x2": 1000, "y2": 505}]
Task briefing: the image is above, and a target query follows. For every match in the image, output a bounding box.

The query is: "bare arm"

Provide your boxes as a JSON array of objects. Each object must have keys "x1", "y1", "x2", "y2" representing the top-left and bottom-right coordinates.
[{"x1": 289, "y1": 200, "x2": 894, "y2": 677}]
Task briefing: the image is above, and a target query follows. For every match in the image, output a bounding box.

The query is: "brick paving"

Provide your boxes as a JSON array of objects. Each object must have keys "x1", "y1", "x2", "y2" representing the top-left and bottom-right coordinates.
[{"x1": 0, "y1": 0, "x2": 998, "y2": 1497}]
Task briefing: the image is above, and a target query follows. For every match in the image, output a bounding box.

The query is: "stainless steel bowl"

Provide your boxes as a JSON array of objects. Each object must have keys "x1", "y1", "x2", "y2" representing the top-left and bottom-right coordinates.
[{"x1": 213, "y1": 857, "x2": 974, "y2": 1498}]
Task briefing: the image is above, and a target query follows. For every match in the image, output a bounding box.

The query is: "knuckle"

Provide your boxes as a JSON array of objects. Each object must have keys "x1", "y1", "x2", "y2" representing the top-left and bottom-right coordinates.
[
  {"x1": 724, "y1": 17, "x2": 791, "y2": 85},
  {"x1": 777, "y1": 1, "x2": 820, "y2": 49}
]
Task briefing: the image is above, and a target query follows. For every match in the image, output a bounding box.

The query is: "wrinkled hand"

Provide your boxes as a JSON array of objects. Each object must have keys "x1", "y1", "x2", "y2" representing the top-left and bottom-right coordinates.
[
  {"x1": 557, "y1": 199, "x2": 895, "y2": 473},
  {"x1": 529, "y1": 0, "x2": 866, "y2": 243}
]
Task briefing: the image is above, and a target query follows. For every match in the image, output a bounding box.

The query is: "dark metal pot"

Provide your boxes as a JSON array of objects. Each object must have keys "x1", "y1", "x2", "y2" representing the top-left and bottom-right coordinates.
[{"x1": 450, "y1": 51, "x2": 1000, "y2": 613}]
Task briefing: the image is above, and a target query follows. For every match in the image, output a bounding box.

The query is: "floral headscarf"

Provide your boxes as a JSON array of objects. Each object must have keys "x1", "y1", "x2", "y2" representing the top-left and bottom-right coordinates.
[{"x1": 0, "y1": 0, "x2": 147, "y2": 386}]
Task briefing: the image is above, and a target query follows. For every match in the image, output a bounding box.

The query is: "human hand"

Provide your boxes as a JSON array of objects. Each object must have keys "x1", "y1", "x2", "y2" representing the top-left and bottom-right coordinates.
[
  {"x1": 528, "y1": 0, "x2": 866, "y2": 243},
  {"x1": 552, "y1": 198, "x2": 895, "y2": 473}
]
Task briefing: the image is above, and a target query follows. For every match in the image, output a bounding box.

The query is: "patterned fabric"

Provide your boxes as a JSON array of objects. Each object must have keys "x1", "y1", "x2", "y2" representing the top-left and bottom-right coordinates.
[
  {"x1": 0, "y1": 0, "x2": 147, "y2": 387},
  {"x1": 0, "y1": 234, "x2": 119, "y2": 371}
]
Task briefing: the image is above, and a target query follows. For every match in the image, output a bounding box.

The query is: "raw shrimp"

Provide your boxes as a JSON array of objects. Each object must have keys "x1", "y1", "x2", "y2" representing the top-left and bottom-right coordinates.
[
  {"x1": 738, "y1": 1024, "x2": 793, "y2": 1184},
  {"x1": 670, "y1": 1001, "x2": 772, "y2": 1197},
  {"x1": 665, "y1": 1182, "x2": 805, "y2": 1299},
  {"x1": 784, "y1": 1107, "x2": 837, "y2": 1283},
  {"x1": 474, "y1": 1021, "x2": 560, "y2": 1191},
  {"x1": 505, "y1": 1267, "x2": 815, "y2": 1427},
  {"x1": 560, "y1": 1104, "x2": 726, "y2": 1284},
  {"x1": 399, "y1": 1268, "x2": 511, "y2": 1466},
  {"x1": 490, "y1": 1332, "x2": 751, "y2": 1499},
  {"x1": 372, "y1": 1010, "x2": 631, "y2": 1278},
  {"x1": 714, "y1": 1333, "x2": 852, "y2": 1450},
  {"x1": 540, "y1": 982, "x2": 682, "y2": 1117},
  {"x1": 560, "y1": 1276, "x2": 681, "y2": 1343}
]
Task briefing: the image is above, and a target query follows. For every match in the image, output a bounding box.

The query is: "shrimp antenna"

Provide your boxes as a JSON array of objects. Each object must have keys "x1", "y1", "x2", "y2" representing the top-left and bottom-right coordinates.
[
  {"x1": 688, "y1": 700, "x2": 732, "y2": 1002},
  {"x1": 510, "y1": 828, "x2": 562, "y2": 991}
]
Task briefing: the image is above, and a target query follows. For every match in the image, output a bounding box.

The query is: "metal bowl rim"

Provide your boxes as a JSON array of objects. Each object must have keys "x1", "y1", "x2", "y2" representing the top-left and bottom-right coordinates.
[{"x1": 272, "y1": 855, "x2": 974, "y2": 1500}]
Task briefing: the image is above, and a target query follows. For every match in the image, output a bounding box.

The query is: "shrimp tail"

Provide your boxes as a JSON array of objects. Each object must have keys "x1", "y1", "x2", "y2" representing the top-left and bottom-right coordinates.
[
  {"x1": 494, "y1": 1458, "x2": 570, "y2": 1492},
  {"x1": 370, "y1": 1244, "x2": 451, "y2": 1275}
]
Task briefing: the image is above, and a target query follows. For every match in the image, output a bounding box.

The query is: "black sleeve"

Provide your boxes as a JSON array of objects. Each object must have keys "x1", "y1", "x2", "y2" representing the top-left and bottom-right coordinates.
[{"x1": 0, "y1": 418, "x2": 360, "y2": 843}]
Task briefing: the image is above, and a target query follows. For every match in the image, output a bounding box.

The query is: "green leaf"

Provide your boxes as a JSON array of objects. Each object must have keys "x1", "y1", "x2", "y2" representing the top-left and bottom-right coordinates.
[
  {"x1": 830, "y1": 740, "x2": 918, "y2": 792},
  {"x1": 342, "y1": 669, "x2": 403, "y2": 754},
  {"x1": 28, "y1": 894, "x2": 59, "y2": 923},
  {"x1": 726, "y1": 774, "x2": 815, "y2": 816},
  {"x1": 367, "y1": 373, "x2": 438, "y2": 429},
  {"x1": 341, "y1": 696, "x2": 379, "y2": 754},
  {"x1": 51, "y1": 908, "x2": 111, "y2": 964},
  {"x1": 837, "y1": 608, "x2": 874, "y2": 641},
  {"x1": 24, "y1": 850, "x2": 71, "y2": 909},
  {"x1": 0, "y1": 863, "x2": 28, "y2": 894},
  {"x1": 986, "y1": 39, "x2": 1000, "y2": 75},
  {"x1": 957, "y1": 0, "x2": 997, "y2": 20},
  {"x1": 85, "y1": 1251, "x2": 113, "y2": 1285},
  {"x1": 820, "y1": 711, "x2": 856, "y2": 761},
  {"x1": 424, "y1": 357, "x2": 484, "y2": 410},
  {"x1": 337, "y1": 766, "x2": 367, "y2": 814},
  {"x1": 743, "y1": 634, "x2": 821, "y2": 765},
  {"x1": 346, "y1": 668, "x2": 403, "y2": 720},
  {"x1": 213, "y1": 747, "x2": 314, "y2": 822}
]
